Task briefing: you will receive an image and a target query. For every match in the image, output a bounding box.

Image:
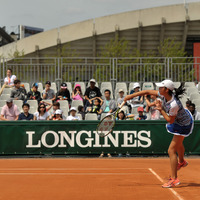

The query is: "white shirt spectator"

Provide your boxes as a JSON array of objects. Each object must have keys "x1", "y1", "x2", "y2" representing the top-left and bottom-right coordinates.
[
  {"x1": 4, "y1": 75, "x2": 16, "y2": 86},
  {"x1": 34, "y1": 111, "x2": 50, "y2": 120},
  {"x1": 66, "y1": 115, "x2": 80, "y2": 121}
]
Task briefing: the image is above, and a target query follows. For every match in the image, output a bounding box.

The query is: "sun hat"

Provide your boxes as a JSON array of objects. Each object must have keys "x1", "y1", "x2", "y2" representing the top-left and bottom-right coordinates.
[
  {"x1": 69, "y1": 107, "x2": 77, "y2": 112},
  {"x1": 55, "y1": 109, "x2": 62, "y2": 115},
  {"x1": 133, "y1": 82, "x2": 140, "y2": 89},
  {"x1": 156, "y1": 80, "x2": 175, "y2": 91}
]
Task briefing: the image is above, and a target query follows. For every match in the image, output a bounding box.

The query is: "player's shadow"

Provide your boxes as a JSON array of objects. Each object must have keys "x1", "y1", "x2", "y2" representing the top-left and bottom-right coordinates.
[{"x1": 177, "y1": 183, "x2": 200, "y2": 188}]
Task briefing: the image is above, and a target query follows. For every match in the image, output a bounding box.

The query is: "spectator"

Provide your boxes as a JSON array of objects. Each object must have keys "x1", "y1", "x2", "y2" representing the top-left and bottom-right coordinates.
[
  {"x1": 49, "y1": 102, "x2": 65, "y2": 120},
  {"x1": 116, "y1": 110, "x2": 134, "y2": 120},
  {"x1": 99, "y1": 90, "x2": 116, "y2": 114},
  {"x1": 18, "y1": 103, "x2": 34, "y2": 121},
  {"x1": 52, "y1": 109, "x2": 63, "y2": 121},
  {"x1": 10, "y1": 79, "x2": 27, "y2": 101},
  {"x1": 127, "y1": 82, "x2": 143, "y2": 112},
  {"x1": 87, "y1": 98, "x2": 103, "y2": 114},
  {"x1": 0, "y1": 98, "x2": 20, "y2": 121},
  {"x1": 4, "y1": 68, "x2": 16, "y2": 87},
  {"x1": 27, "y1": 83, "x2": 42, "y2": 103},
  {"x1": 72, "y1": 84, "x2": 84, "y2": 101},
  {"x1": 78, "y1": 105, "x2": 85, "y2": 120},
  {"x1": 66, "y1": 107, "x2": 80, "y2": 120},
  {"x1": 84, "y1": 79, "x2": 102, "y2": 109},
  {"x1": 40, "y1": 100, "x2": 53, "y2": 112},
  {"x1": 135, "y1": 107, "x2": 147, "y2": 120},
  {"x1": 117, "y1": 89, "x2": 125, "y2": 107},
  {"x1": 188, "y1": 103, "x2": 200, "y2": 120},
  {"x1": 185, "y1": 99, "x2": 192, "y2": 110},
  {"x1": 42, "y1": 81, "x2": 56, "y2": 101},
  {"x1": 34, "y1": 103, "x2": 50, "y2": 120},
  {"x1": 56, "y1": 83, "x2": 71, "y2": 103},
  {"x1": 144, "y1": 95, "x2": 161, "y2": 120}
]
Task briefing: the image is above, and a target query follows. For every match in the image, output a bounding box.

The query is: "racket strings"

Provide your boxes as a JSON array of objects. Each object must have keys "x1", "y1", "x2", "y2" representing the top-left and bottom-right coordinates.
[{"x1": 97, "y1": 115, "x2": 115, "y2": 137}]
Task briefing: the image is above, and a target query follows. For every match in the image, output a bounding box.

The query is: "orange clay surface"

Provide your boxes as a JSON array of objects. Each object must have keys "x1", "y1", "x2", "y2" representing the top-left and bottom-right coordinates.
[{"x1": 0, "y1": 158, "x2": 199, "y2": 200}]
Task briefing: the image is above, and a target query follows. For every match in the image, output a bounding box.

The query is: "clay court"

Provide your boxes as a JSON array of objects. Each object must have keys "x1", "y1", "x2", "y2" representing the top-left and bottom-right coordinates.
[{"x1": 0, "y1": 158, "x2": 199, "y2": 200}]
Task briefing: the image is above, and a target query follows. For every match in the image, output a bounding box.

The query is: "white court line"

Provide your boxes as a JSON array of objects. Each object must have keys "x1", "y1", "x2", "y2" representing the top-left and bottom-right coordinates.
[
  {"x1": 0, "y1": 172, "x2": 152, "y2": 175},
  {"x1": 148, "y1": 168, "x2": 184, "y2": 200},
  {"x1": 0, "y1": 168, "x2": 147, "y2": 171}
]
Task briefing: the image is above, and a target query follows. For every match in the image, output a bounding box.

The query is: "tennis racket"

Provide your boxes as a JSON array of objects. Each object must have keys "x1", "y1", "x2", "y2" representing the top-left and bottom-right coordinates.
[{"x1": 96, "y1": 101, "x2": 126, "y2": 137}]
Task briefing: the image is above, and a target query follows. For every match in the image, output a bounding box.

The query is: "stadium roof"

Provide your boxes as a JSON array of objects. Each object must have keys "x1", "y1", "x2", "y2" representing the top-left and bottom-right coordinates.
[{"x1": 1, "y1": 2, "x2": 200, "y2": 58}]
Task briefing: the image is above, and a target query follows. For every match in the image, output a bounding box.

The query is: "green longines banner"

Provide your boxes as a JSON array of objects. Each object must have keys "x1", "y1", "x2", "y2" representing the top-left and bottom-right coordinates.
[{"x1": 0, "y1": 121, "x2": 199, "y2": 155}]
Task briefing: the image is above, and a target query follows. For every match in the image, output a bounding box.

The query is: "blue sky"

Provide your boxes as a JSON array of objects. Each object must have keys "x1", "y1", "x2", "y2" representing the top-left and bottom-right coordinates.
[{"x1": 1, "y1": 0, "x2": 200, "y2": 33}]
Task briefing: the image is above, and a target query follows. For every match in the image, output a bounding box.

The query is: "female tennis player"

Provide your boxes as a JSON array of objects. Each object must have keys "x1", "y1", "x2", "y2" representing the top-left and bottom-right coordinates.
[{"x1": 124, "y1": 80, "x2": 194, "y2": 188}]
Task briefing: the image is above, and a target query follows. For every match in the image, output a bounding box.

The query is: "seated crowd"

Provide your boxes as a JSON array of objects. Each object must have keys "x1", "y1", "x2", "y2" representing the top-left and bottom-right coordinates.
[{"x1": 0, "y1": 68, "x2": 200, "y2": 121}]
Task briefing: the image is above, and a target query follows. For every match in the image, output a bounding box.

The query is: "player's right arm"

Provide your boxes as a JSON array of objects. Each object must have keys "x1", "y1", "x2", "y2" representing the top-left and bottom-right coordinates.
[{"x1": 124, "y1": 90, "x2": 159, "y2": 102}]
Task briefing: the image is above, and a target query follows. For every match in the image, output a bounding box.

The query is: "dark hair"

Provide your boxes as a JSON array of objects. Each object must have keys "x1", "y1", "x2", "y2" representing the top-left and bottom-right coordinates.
[
  {"x1": 78, "y1": 105, "x2": 84, "y2": 112},
  {"x1": 186, "y1": 99, "x2": 192, "y2": 106},
  {"x1": 73, "y1": 86, "x2": 83, "y2": 96},
  {"x1": 168, "y1": 82, "x2": 186, "y2": 100},
  {"x1": 7, "y1": 68, "x2": 12, "y2": 73},
  {"x1": 117, "y1": 110, "x2": 126, "y2": 120},
  {"x1": 190, "y1": 103, "x2": 196, "y2": 109},
  {"x1": 95, "y1": 98, "x2": 101, "y2": 104},
  {"x1": 14, "y1": 79, "x2": 21, "y2": 84},
  {"x1": 53, "y1": 102, "x2": 60, "y2": 108},
  {"x1": 104, "y1": 89, "x2": 111, "y2": 94},
  {"x1": 38, "y1": 103, "x2": 46, "y2": 113},
  {"x1": 22, "y1": 103, "x2": 30, "y2": 108}
]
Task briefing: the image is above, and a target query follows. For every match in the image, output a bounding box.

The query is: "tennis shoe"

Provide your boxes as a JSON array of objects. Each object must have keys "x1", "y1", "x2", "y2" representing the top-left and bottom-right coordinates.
[
  {"x1": 177, "y1": 160, "x2": 188, "y2": 171},
  {"x1": 162, "y1": 178, "x2": 180, "y2": 188}
]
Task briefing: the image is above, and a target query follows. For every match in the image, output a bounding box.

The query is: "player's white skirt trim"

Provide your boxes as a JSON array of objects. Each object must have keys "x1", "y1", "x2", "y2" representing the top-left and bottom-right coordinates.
[{"x1": 166, "y1": 109, "x2": 194, "y2": 137}]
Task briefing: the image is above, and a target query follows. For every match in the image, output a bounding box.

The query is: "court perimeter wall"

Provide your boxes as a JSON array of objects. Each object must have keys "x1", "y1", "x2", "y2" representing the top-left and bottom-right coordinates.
[{"x1": 0, "y1": 121, "x2": 199, "y2": 156}]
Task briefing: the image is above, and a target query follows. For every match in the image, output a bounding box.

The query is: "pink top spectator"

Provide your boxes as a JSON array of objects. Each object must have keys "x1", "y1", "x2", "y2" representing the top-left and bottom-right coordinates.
[
  {"x1": 72, "y1": 84, "x2": 83, "y2": 101},
  {"x1": 1, "y1": 104, "x2": 20, "y2": 120}
]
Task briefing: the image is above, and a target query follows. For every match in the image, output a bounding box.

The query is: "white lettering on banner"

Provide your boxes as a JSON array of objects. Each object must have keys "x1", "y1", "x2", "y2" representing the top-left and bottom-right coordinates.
[
  {"x1": 25, "y1": 130, "x2": 151, "y2": 148},
  {"x1": 102, "y1": 131, "x2": 120, "y2": 147},
  {"x1": 26, "y1": 131, "x2": 41, "y2": 148},
  {"x1": 93, "y1": 131, "x2": 101, "y2": 147},
  {"x1": 76, "y1": 131, "x2": 93, "y2": 148},
  {"x1": 41, "y1": 131, "x2": 59, "y2": 148},
  {"x1": 121, "y1": 131, "x2": 137, "y2": 147},
  {"x1": 58, "y1": 131, "x2": 76, "y2": 147},
  {"x1": 138, "y1": 131, "x2": 151, "y2": 148}
]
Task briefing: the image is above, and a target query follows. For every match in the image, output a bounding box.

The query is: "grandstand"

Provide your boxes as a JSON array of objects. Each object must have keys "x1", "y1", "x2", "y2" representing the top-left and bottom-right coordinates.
[{"x1": 1, "y1": 2, "x2": 200, "y2": 58}]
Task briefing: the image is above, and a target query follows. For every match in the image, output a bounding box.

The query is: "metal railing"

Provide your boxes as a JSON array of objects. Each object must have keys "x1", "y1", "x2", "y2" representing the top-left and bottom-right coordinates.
[{"x1": 0, "y1": 57, "x2": 199, "y2": 86}]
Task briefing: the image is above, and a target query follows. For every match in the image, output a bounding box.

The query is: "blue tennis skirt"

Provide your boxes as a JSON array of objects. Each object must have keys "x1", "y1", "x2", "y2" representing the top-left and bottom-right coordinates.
[{"x1": 166, "y1": 109, "x2": 194, "y2": 137}]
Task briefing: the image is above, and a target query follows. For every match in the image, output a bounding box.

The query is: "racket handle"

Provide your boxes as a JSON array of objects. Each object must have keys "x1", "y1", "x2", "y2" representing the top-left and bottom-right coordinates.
[{"x1": 119, "y1": 101, "x2": 126, "y2": 109}]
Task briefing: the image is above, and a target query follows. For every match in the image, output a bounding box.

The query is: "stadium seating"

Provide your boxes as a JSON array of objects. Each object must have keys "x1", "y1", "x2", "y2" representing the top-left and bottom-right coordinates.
[
  {"x1": 2, "y1": 88, "x2": 12, "y2": 95},
  {"x1": 185, "y1": 82, "x2": 195, "y2": 88},
  {"x1": 100, "y1": 113, "x2": 107, "y2": 120},
  {"x1": 71, "y1": 100, "x2": 84, "y2": 108},
  {"x1": 37, "y1": 83, "x2": 44, "y2": 93},
  {"x1": 190, "y1": 93, "x2": 200, "y2": 101},
  {"x1": 74, "y1": 82, "x2": 86, "y2": 94},
  {"x1": 101, "y1": 82, "x2": 112, "y2": 90},
  {"x1": 128, "y1": 82, "x2": 137, "y2": 93},
  {"x1": 13, "y1": 100, "x2": 23, "y2": 112},
  {"x1": 51, "y1": 82, "x2": 57, "y2": 93},
  {"x1": 77, "y1": 113, "x2": 82, "y2": 120},
  {"x1": 186, "y1": 87, "x2": 199, "y2": 97},
  {"x1": 142, "y1": 82, "x2": 154, "y2": 90},
  {"x1": 173, "y1": 82, "x2": 181, "y2": 88},
  {"x1": 21, "y1": 82, "x2": 30, "y2": 92},
  {"x1": 0, "y1": 94, "x2": 10, "y2": 100},
  {"x1": 65, "y1": 82, "x2": 73, "y2": 94},
  {"x1": 0, "y1": 100, "x2": 6, "y2": 107},
  {"x1": 115, "y1": 82, "x2": 128, "y2": 99},
  {"x1": 42, "y1": 100, "x2": 53, "y2": 105},
  {"x1": 196, "y1": 106, "x2": 200, "y2": 112},
  {"x1": 192, "y1": 99, "x2": 200, "y2": 107},
  {"x1": 29, "y1": 107, "x2": 37, "y2": 114},
  {"x1": 85, "y1": 113, "x2": 98, "y2": 120},
  {"x1": 58, "y1": 100, "x2": 69, "y2": 109},
  {"x1": 27, "y1": 100, "x2": 38, "y2": 110}
]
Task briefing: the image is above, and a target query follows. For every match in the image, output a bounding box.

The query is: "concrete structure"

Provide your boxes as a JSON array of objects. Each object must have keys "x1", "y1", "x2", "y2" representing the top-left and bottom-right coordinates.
[{"x1": 1, "y1": 2, "x2": 200, "y2": 58}]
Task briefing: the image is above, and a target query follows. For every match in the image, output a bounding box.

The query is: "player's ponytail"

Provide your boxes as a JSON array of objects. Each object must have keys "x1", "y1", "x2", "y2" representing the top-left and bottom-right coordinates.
[{"x1": 174, "y1": 82, "x2": 186, "y2": 100}]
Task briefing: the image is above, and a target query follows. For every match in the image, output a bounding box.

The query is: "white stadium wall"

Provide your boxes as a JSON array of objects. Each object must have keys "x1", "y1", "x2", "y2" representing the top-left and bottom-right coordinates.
[{"x1": 1, "y1": 2, "x2": 200, "y2": 58}]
